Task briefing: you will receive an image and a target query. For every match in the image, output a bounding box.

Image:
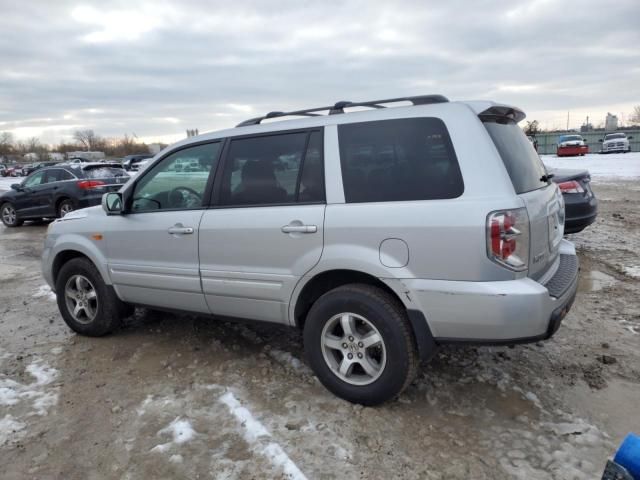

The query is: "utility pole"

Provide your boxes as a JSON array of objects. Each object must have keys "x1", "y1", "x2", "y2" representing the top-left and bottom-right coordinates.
[{"x1": 566, "y1": 111, "x2": 569, "y2": 131}]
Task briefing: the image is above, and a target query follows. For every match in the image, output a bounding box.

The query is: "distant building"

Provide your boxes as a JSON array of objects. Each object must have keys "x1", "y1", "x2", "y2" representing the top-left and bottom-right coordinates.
[
  {"x1": 605, "y1": 113, "x2": 618, "y2": 131},
  {"x1": 66, "y1": 151, "x2": 105, "y2": 161},
  {"x1": 23, "y1": 152, "x2": 40, "y2": 161}
]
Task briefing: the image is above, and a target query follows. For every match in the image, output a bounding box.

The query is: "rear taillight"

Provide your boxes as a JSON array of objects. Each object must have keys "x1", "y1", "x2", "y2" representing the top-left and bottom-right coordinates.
[
  {"x1": 77, "y1": 180, "x2": 105, "y2": 190},
  {"x1": 557, "y1": 180, "x2": 584, "y2": 194},
  {"x1": 487, "y1": 208, "x2": 529, "y2": 271}
]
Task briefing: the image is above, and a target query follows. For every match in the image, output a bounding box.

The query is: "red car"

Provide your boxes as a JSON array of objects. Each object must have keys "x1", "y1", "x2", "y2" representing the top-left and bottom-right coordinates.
[
  {"x1": 557, "y1": 134, "x2": 588, "y2": 157},
  {"x1": 1, "y1": 164, "x2": 23, "y2": 177}
]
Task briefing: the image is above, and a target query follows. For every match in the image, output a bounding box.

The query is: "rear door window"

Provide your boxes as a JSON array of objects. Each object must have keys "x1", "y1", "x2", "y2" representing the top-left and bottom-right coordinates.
[
  {"x1": 338, "y1": 118, "x2": 463, "y2": 203},
  {"x1": 219, "y1": 131, "x2": 324, "y2": 206},
  {"x1": 482, "y1": 118, "x2": 547, "y2": 194}
]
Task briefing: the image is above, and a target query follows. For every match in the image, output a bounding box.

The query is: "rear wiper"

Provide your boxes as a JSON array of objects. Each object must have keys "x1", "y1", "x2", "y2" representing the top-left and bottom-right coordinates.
[{"x1": 540, "y1": 173, "x2": 555, "y2": 183}]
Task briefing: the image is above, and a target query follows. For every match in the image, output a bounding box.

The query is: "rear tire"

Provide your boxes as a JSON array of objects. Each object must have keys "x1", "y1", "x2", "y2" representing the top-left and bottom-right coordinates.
[
  {"x1": 1, "y1": 202, "x2": 23, "y2": 227},
  {"x1": 57, "y1": 199, "x2": 75, "y2": 218},
  {"x1": 303, "y1": 284, "x2": 418, "y2": 405},
  {"x1": 55, "y1": 257, "x2": 128, "y2": 336}
]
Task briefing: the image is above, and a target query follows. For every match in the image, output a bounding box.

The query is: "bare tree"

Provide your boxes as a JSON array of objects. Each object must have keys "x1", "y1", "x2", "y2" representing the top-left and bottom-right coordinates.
[
  {"x1": 73, "y1": 129, "x2": 102, "y2": 151},
  {"x1": 524, "y1": 120, "x2": 540, "y2": 135},
  {"x1": 0, "y1": 132, "x2": 14, "y2": 155},
  {"x1": 630, "y1": 105, "x2": 640, "y2": 126}
]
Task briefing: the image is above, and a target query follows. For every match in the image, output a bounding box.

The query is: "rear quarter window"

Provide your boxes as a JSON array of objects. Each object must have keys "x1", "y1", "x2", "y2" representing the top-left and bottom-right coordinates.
[
  {"x1": 338, "y1": 118, "x2": 464, "y2": 203},
  {"x1": 482, "y1": 118, "x2": 547, "y2": 194}
]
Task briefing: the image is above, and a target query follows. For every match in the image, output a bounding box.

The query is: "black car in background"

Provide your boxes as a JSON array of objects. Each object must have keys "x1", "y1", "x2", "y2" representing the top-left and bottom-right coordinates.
[
  {"x1": 548, "y1": 167, "x2": 598, "y2": 234},
  {"x1": 0, "y1": 163, "x2": 129, "y2": 227},
  {"x1": 122, "y1": 154, "x2": 153, "y2": 171},
  {"x1": 22, "y1": 161, "x2": 59, "y2": 176}
]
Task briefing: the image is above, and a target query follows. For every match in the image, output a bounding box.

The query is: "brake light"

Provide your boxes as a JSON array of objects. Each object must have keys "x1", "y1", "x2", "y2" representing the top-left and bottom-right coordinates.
[
  {"x1": 487, "y1": 208, "x2": 529, "y2": 271},
  {"x1": 77, "y1": 180, "x2": 105, "y2": 190},
  {"x1": 557, "y1": 180, "x2": 584, "y2": 194}
]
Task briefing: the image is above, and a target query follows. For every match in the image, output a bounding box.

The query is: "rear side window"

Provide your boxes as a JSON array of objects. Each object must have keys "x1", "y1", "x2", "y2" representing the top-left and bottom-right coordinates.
[
  {"x1": 338, "y1": 118, "x2": 463, "y2": 203},
  {"x1": 219, "y1": 130, "x2": 324, "y2": 206},
  {"x1": 482, "y1": 118, "x2": 546, "y2": 194}
]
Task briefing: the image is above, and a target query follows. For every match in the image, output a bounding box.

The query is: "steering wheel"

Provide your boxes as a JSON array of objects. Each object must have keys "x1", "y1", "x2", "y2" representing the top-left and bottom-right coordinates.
[{"x1": 168, "y1": 186, "x2": 202, "y2": 208}]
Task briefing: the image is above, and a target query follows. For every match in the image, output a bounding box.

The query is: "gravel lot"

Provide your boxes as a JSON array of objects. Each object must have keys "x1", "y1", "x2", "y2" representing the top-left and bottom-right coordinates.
[{"x1": 1, "y1": 174, "x2": 639, "y2": 479}]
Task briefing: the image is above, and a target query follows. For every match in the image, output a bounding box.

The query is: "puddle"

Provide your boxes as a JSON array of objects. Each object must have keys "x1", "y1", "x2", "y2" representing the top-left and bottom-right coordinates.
[{"x1": 579, "y1": 270, "x2": 617, "y2": 292}]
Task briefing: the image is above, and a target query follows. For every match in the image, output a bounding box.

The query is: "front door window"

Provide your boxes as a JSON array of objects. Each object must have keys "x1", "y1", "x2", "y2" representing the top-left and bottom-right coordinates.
[{"x1": 132, "y1": 142, "x2": 221, "y2": 212}]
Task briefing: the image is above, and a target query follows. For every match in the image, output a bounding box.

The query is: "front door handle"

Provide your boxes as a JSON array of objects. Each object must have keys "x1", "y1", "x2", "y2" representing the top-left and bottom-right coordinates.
[
  {"x1": 168, "y1": 225, "x2": 194, "y2": 235},
  {"x1": 281, "y1": 224, "x2": 317, "y2": 234}
]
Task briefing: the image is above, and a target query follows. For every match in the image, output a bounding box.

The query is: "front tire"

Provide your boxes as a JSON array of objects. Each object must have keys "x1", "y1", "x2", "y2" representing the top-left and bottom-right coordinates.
[
  {"x1": 1, "y1": 202, "x2": 23, "y2": 227},
  {"x1": 303, "y1": 284, "x2": 418, "y2": 405},
  {"x1": 55, "y1": 257, "x2": 128, "y2": 336}
]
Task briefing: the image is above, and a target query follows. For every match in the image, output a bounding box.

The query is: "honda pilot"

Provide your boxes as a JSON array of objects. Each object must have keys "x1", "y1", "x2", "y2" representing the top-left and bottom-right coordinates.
[{"x1": 41, "y1": 95, "x2": 579, "y2": 405}]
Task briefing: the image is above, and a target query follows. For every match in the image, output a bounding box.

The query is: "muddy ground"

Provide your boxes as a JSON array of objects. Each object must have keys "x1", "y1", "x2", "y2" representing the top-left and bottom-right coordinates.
[{"x1": 1, "y1": 180, "x2": 639, "y2": 479}]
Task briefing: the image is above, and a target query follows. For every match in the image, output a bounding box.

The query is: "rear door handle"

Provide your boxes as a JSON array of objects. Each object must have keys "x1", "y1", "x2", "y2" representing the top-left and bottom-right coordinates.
[
  {"x1": 168, "y1": 226, "x2": 194, "y2": 235},
  {"x1": 281, "y1": 224, "x2": 317, "y2": 234}
]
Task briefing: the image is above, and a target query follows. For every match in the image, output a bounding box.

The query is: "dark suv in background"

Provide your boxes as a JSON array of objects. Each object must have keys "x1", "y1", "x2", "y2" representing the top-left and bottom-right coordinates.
[
  {"x1": 122, "y1": 154, "x2": 153, "y2": 171},
  {"x1": 0, "y1": 163, "x2": 129, "y2": 227}
]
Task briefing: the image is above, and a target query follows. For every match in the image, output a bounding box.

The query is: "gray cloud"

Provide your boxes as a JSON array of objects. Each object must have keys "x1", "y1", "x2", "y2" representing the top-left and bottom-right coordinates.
[{"x1": 0, "y1": 0, "x2": 639, "y2": 144}]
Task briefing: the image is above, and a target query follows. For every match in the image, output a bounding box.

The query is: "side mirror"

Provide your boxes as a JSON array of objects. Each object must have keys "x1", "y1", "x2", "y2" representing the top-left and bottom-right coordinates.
[
  {"x1": 628, "y1": 136, "x2": 633, "y2": 140},
  {"x1": 598, "y1": 139, "x2": 603, "y2": 142},
  {"x1": 102, "y1": 192, "x2": 123, "y2": 215},
  {"x1": 10, "y1": 184, "x2": 21, "y2": 191}
]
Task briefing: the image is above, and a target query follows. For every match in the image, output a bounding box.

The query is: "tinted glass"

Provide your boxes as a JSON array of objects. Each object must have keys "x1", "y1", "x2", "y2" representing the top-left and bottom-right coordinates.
[
  {"x1": 132, "y1": 142, "x2": 221, "y2": 212},
  {"x1": 23, "y1": 171, "x2": 45, "y2": 187},
  {"x1": 298, "y1": 131, "x2": 325, "y2": 203},
  {"x1": 84, "y1": 167, "x2": 127, "y2": 179},
  {"x1": 44, "y1": 169, "x2": 73, "y2": 183},
  {"x1": 338, "y1": 118, "x2": 463, "y2": 203},
  {"x1": 220, "y1": 132, "x2": 307, "y2": 206},
  {"x1": 483, "y1": 118, "x2": 547, "y2": 194}
]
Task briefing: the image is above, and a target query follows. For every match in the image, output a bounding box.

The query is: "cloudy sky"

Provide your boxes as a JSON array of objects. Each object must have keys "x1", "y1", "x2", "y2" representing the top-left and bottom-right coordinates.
[{"x1": 1, "y1": 0, "x2": 639, "y2": 146}]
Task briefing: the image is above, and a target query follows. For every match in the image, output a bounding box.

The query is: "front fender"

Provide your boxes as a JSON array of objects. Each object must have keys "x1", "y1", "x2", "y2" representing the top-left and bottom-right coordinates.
[{"x1": 46, "y1": 232, "x2": 112, "y2": 289}]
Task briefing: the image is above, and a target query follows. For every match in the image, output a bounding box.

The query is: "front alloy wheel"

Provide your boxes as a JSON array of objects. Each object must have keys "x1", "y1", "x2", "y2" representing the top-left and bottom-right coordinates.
[{"x1": 64, "y1": 274, "x2": 98, "y2": 324}]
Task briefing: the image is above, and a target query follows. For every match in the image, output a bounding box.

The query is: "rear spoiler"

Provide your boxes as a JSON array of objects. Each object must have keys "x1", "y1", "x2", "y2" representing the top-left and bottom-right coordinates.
[
  {"x1": 80, "y1": 163, "x2": 124, "y2": 170},
  {"x1": 478, "y1": 105, "x2": 526, "y2": 123}
]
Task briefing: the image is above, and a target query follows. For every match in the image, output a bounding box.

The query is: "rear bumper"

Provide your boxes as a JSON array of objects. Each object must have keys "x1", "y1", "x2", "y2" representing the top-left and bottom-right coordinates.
[
  {"x1": 564, "y1": 193, "x2": 598, "y2": 234},
  {"x1": 557, "y1": 145, "x2": 588, "y2": 156},
  {"x1": 393, "y1": 240, "x2": 579, "y2": 344}
]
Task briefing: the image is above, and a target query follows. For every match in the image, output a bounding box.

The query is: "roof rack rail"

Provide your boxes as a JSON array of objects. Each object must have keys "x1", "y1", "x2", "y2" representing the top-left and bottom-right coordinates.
[{"x1": 236, "y1": 94, "x2": 449, "y2": 127}]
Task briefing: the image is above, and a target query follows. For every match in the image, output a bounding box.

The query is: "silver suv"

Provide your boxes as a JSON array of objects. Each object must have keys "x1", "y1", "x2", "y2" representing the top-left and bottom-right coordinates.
[{"x1": 42, "y1": 95, "x2": 579, "y2": 405}]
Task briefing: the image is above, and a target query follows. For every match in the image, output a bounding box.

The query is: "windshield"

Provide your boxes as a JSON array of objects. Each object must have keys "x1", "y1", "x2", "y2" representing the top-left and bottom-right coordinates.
[
  {"x1": 605, "y1": 133, "x2": 625, "y2": 140},
  {"x1": 483, "y1": 118, "x2": 547, "y2": 194}
]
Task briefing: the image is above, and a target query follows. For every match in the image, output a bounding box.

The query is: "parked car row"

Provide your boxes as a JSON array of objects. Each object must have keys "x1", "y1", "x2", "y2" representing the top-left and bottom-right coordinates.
[
  {"x1": 0, "y1": 163, "x2": 130, "y2": 227},
  {"x1": 554, "y1": 132, "x2": 634, "y2": 157}
]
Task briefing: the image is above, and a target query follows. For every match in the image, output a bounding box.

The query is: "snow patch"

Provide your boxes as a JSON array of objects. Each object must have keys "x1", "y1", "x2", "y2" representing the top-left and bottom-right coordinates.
[
  {"x1": 542, "y1": 152, "x2": 640, "y2": 181},
  {"x1": 219, "y1": 391, "x2": 307, "y2": 480},
  {"x1": 0, "y1": 415, "x2": 26, "y2": 445},
  {"x1": 268, "y1": 349, "x2": 310, "y2": 374},
  {"x1": 26, "y1": 362, "x2": 58, "y2": 385},
  {"x1": 622, "y1": 265, "x2": 640, "y2": 279},
  {"x1": 151, "y1": 417, "x2": 197, "y2": 453},
  {"x1": 33, "y1": 285, "x2": 57, "y2": 301}
]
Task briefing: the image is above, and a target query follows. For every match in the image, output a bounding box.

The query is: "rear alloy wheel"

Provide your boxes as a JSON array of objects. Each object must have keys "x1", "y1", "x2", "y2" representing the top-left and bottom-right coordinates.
[
  {"x1": 1, "y1": 203, "x2": 23, "y2": 227},
  {"x1": 58, "y1": 199, "x2": 74, "y2": 218},
  {"x1": 304, "y1": 284, "x2": 418, "y2": 405}
]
